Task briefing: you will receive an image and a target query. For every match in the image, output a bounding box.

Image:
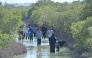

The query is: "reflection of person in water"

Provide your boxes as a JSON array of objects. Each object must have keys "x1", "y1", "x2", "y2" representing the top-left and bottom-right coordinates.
[{"x1": 37, "y1": 46, "x2": 42, "y2": 58}]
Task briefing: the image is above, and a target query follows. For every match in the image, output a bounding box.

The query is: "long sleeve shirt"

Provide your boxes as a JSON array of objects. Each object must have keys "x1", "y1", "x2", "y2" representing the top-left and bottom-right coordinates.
[
  {"x1": 36, "y1": 31, "x2": 42, "y2": 39},
  {"x1": 47, "y1": 30, "x2": 54, "y2": 38}
]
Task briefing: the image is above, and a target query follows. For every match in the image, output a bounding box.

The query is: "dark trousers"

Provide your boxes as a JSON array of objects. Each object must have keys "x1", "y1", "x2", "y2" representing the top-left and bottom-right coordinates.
[
  {"x1": 34, "y1": 32, "x2": 36, "y2": 37},
  {"x1": 25, "y1": 33, "x2": 29, "y2": 39},
  {"x1": 48, "y1": 37, "x2": 50, "y2": 45},
  {"x1": 42, "y1": 32, "x2": 46, "y2": 39},
  {"x1": 29, "y1": 35, "x2": 33, "y2": 41},
  {"x1": 50, "y1": 43, "x2": 55, "y2": 53},
  {"x1": 37, "y1": 39, "x2": 41, "y2": 45},
  {"x1": 56, "y1": 46, "x2": 59, "y2": 51},
  {"x1": 49, "y1": 38, "x2": 55, "y2": 53}
]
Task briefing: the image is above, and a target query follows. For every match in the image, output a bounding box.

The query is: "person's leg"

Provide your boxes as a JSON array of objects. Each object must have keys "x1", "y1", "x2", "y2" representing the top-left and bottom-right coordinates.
[
  {"x1": 39, "y1": 39, "x2": 41, "y2": 45},
  {"x1": 43, "y1": 33, "x2": 45, "y2": 39},
  {"x1": 28, "y1": 34, "x2": 30, "y2": 40},
  {"x1": 29, "y1": 36, "x2": 32, "y2": 41},
  {"x1": 50, "y1": 45, "x2": 54, "y2": 53},
  {"x1": 25, "y1": 33, "x2": 27, "y2": 39},
  {"x1": 44, "y1": 32, "x2": 46, "y2": 39},
  {"x1": 48, "y1": 37, "x2": 50, "y2": 46},
  {"x1": 53, "y1": 44, "x2": 55, "y2": 53},
  {"x1": 31, "y1": 35, "x2": 33, "y2": 41},
  {"x1": 38, "y1": 39, "x2": 40, "y2": 45},
  {"x1": 34, "y1": 32, "x2": 36, "y2": 37},
  {"x1": 26, "y1": 33, "x2": 29, "y2": 39},
  {"x1": 42, "y1": 33, "x2": 44, "y2": 39},
  {"x1": 50, "y1": 45, "x2": 52, "y2": 53},
  {"x1": 51, "y1": 43, "x2": 55, "y2": 53},
  {"x1": 37, "y1": 39, "x2": 41, "y2": 45},
  {"x1": 18, "y1": 36, "x2": 21, "y2": 40},
  {"x1": 50, "y1": 40, "x2": 54, "y2": 53},
  {"x1": 23, "y1": 32, "x2": 25, "y2": 38},
  {"x1": 56, "y1": 46, "x2": 59, "y2": 51},
  {"x1": 37, "y1": 39, "x2": 39, "y2": 45},
  {"x1": 49, "y1": 39, "x2": 52, "y2": 53}
]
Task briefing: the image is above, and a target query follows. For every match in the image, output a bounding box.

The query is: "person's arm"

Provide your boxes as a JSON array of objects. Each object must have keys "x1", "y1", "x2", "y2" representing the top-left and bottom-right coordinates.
[
  {"x1": 41, "y1": 31, "x2": 42, "y2": 36},
  {"x1": 36, "y1": 32, "x2": 38, "y2": 37},
  {"x1": 47, "y1": 30, "x2": 50, "y2": 34}
]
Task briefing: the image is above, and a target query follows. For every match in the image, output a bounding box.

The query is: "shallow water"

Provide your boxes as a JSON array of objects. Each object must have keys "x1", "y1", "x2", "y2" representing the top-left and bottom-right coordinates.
[{"x1": 14, "y1": 38, "x2": 72, "y2": 58}]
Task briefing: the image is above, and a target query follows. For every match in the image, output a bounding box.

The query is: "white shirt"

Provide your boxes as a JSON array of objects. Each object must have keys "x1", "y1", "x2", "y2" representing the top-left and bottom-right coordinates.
[
  {"x1": 47, "y1": 30, "x2": 54, "y2": 37},
  {"x1": 24, "y1": 26, "x2": 29, "y2": 33}
]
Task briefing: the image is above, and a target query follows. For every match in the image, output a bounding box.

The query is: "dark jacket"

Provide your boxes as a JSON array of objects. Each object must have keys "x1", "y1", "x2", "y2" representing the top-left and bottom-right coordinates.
[
  {"x1": 49, "y1": 33, "x2": 56, "y2": 44},
  {"x1": 28, "y1": 29, "x2": 34, "y2": 36}
]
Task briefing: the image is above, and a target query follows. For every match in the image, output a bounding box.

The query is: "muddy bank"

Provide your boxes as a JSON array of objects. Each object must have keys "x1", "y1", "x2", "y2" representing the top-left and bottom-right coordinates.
[{"x1": 0, "y1": 42, "x2": 27, "y2": 58}]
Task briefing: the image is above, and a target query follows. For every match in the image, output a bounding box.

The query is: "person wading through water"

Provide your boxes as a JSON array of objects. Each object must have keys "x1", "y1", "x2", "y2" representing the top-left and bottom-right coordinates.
[
  {"x1": 41, "y1": 24, "x2": 47, "y2": 40},
  {"x1": 28, "y1": 26, "x2": 34, "y2": 41},
  {"x1": 47, "y1": 26, "x2": 56, "y2": 53},
  {"x1": 36, "y1": 27, "x2": 42, "y2": 45}
]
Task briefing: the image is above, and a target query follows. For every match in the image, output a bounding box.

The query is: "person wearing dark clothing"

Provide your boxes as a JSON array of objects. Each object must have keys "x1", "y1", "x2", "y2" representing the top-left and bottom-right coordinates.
[
  {"x1": 49, "y1": 33, "x2": 56, "y2": 53},
  {"x1": 47, "y1": 27, "x2": 55, "y2": 46},
  {"x1": 18, "y1": 31, "x2": 24, "y2": 40},
  {"x1": 28, "y1": 26, "x2": 34, "y2": 41},
  {"x1": 55, "y1": 41, "x2": 66, "y2": 51},
  {"x1": 42, "y1": 24, "x2": 47, "y2": 39}
]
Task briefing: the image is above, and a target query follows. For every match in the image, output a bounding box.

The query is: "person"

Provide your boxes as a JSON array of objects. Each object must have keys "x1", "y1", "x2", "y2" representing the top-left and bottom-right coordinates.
[
  {"x1": 41, "y1": 24, "x2": 47, "y2": 40},
  {"x1": 47, "y1": 27, "x2": 55, "y2": 45},
  {"x1": 55, "y1": 40, "x2": 66, "y2": 51},
  {"x1": 51, "y1": 26, "x2": 55, "y2": 32},
  {"x1": 49, "y1": 33, "x2": 56, "y2": 53},
  {"x1": 24, "y1": 25, "x2": 29, "y2": 39},
  {"x1": 28, "y1": 26, "x2": 34, "y2": 41},
  {"x1": 36, "y1": 28, "x2": 42, "y2": 45},
  {"x1": 18, "y1": 30, "x2": 24, "y2": 40},
  {"x1": 33, "y1": 25, "x2": 38, "y2": 38}
]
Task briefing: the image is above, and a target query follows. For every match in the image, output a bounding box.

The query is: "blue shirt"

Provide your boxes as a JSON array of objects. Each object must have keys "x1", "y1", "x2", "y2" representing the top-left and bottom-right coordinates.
[{"x1": 28, "y1": 29, "x2": 34, "y2": 36}]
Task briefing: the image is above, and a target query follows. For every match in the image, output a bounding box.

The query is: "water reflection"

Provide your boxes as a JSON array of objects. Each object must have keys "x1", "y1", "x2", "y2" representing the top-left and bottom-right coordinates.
[{"x1": 14, "y1": 39, "x2": 71, "y2": 58}]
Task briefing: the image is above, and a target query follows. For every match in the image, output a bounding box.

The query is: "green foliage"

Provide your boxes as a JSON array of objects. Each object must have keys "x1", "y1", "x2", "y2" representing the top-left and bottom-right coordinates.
[
  {"x1": 0, "y1": 2, "x2": 2, "y2": 5},
  {"x1": 71, "y1": 17, "x2": 92, "y2": 51},
  {"x1": 28, "y1": 0, "x2": 92, "y2": 52},
  {"x1": 16, "y1": 6, "x2": 30, "y2": 18},
  {"x1": 0, "y1": 4, "x2": 23, "y2": 49},
  {"x1": 36, "y1": 0, "x2": 54, "y2": 7},
  {"x1": 81, "y1": 0, "x2": 92, "y2": 20},
  {"x1": 0, "y1": 32, "x2": 14, "y2": 49},
  {"x1": 0, "y1": 7, "x2": 23, "y2": 33},
  {"x1": 30, "y1": 1, "x2": 83, "y2": 33},
  {"x1": 28, "y1": 4, "x2": 38, "y2": 18}
]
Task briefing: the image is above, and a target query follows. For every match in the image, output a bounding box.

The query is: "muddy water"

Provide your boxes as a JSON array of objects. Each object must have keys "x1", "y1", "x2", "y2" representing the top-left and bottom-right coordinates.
[{"x1": 14, "y1": 38, "x2": 72, "y2": 58}]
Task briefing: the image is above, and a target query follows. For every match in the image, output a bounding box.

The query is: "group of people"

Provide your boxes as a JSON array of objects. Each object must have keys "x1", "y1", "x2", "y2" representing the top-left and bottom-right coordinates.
[{"x1": 18, "y1": 24, "x2": 66, "y2": 53}]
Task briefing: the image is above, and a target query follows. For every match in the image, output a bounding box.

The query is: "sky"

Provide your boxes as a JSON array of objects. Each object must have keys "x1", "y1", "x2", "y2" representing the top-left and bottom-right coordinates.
[{"x1": 0, "y1": 0, "x2": 83, "y2": 3}]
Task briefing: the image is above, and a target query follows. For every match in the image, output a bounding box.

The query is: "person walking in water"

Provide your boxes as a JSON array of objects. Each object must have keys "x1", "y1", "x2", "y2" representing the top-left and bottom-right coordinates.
[
  {"x1": 33, "y1": 25, "x2": 38, "y2": 39},
  {"x1": 36, "y1": 27, "x2": 42, "y2": 45},
  {"x1": 28, "y1": 26, "x2": 34, "y2": 41},
  {"x1": 41, "y1": 24, "x2": 47, "y2": 40},
  {"x1": 47, "y1": 27, "x2": 55, "y2": 45},
  {"x1": 24, "y1": 25, "x2": 29, "y2": 39},
  {"x1": 47, "y1": 26, "x2": 56, "y2": 53},
  {"x1": 49, "y1": 33, "x2": 56, "y2": 53}
]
